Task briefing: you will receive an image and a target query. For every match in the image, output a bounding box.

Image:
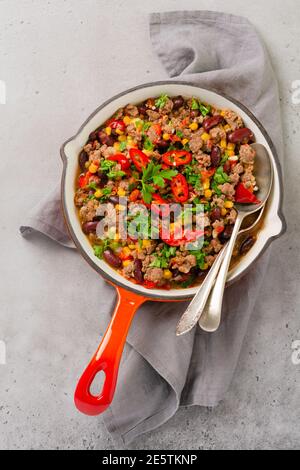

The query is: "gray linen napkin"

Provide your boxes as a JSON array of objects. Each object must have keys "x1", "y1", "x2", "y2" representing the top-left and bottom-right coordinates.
[{"x1": 20, "y1": 11, "x2": 284, "y2": 447}]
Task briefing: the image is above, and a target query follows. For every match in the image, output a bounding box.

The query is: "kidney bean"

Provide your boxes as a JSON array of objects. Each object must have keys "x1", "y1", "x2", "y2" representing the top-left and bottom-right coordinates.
[
  {"x1": 240, "y1": 235, "x2": 255, "y2": 255},
  {"x1": 190, "y1": 109, "x2": 200, "y2": 118},
  {"x1": 219, "y1": 224, "x2": 234, "y2": 243},
  {"x1": 211, "y1": 146, "x2": 221, "y2": 167},
  {"x1": 88, "y1": 130, "x2": 99, "y2": 142},
  {"x1": 138, "y1": 105, "x2": 148, "y2": 116},
  {"x1": 210, "y1": 207, "x2": 221, "y2": 222},
  {"x1": 108, "y1": 195, "x2": 120, "y2": 205},
  {"x1": 82, "y1": 221, "x2": 98, "y2": 234},
  {"x1": 97, "y1": 172, "x2": 108, "y2": 188},
  {"x1": 78, "y1": 150, "x2": 89, "y2": 171},
  {"x1": 93, "y1": 215, "x2": 104, "y2": 222},
  {"x1": 133, "y1": 259, "x2": 143, "y2": 283},
  {"x1": 103, "y1": 249, "x2": 122, "y2": 268},
  {"x1": 172, "y1": 95, "x2": 184, "y2": 110},
  {"x1": 228, "y1": 127, "x2": 254, "y2": 144},
  {"x1": 156, "y1": 138, "x2": 169, "y2": 153},
  {"x1": 203, "y1": 115, "x2": 223, "y2": 132},
  {"x1": 98, "y1": 130, "x2": 114, "y2": 146}
]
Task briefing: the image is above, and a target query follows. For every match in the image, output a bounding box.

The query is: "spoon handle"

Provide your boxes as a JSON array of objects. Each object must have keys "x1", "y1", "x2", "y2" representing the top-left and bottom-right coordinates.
[
  {"x1": 199, "y1": 214, "x2": 243, "y2": 332},
  {"x1": 176, "y1": 244, "x2": 227, "y2": 336}
]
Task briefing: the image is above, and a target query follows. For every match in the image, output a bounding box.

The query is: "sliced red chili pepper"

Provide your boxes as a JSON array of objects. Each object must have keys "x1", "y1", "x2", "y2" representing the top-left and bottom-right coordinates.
[
  {"x1": 170, "y1": 174, "x2": 189, "y2": 203},
  {"x1": 129, "y1": 148, "x2": 149, "y2": 172},
  {"x1": 235, "y1": 183, "x2": 261, "y2": 204},
  {"x1": 129, "y1": 189, "x2": 141, "y2": 202},
  {"x1": 142, "y1": 194, "x2": 170, "y2": 217},
  {"x1": 162, "y1": 229, "x2": 204, "y2": 246},
  {"x1": 108, "y1": 154, "x2": 130, "y2": 171},
  {"x1": 162, "y1": 150, "x2": 192, "y2": 167},
  {"x1": 78, "y1": 171, "x2": 92, "y2": 188},
  {"x1": 107, "y1": 119, "x2": 126, "y2": 132}
]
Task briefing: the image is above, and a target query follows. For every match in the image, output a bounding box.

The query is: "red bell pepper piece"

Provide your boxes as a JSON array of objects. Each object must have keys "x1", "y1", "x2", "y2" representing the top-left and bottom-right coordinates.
[
  {"x1": 78, "y1": 171, "x2": 92, "y2": 188},
  {"x1": 235, "y1": 183, "x2": 261, "y2": 204},
  {"x1": 108, "y1": 154, "x2": 130, "y2": 171},
  {"x1": 201, "y1": 168, "x2": 216, "y2": 179},
  {"x1": 143, "y1": 280, "x2": 157, "y2": 289},
  {"x1": 162, "y1": 150, "x2": 192, "y2": 167},
  {"x1": 129, "y1": 148, "x2": 149, "y2": 171},
  {"x1": 107, "y1": 119, "x2": 126, "y2": 133},
  {"x1": 170, "y1": 174, "x2": 189, "y2": 203}
]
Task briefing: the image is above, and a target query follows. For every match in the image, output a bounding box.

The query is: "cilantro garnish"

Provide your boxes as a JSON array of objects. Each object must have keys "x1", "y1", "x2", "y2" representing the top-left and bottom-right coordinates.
[
  {"x1": 143, "y1": 137, "x2": 154, "y2": 151},
  {"x1": 155, "y1": 94, "x2": 169, "y2": 109},
  {"x1": 119, "y1": 141, "x2": 127, "y2": 152},
  {"x1": 141, "y1": 161, "x2": 177, "y2": 203},
  {"x1": 199, "y1": 103, "x2": 211, "y2": 117}
]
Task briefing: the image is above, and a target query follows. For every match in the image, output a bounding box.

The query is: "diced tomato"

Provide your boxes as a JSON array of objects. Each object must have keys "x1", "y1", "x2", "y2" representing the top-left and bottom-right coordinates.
[
  {"x1": 170, "y1": 174, "x2": 189, "y2": 203},
  {"x1": 108, "y1": 154, "x2": 130, "y2": 171},
  {"x1": 143, "y1": 280, "x2": 157, "y2": 289},
  {"x1": 162, "y1": 150, "x2": 192, "y2": 167},
  {"x1": 201, "y1": 168, "x2": 216, "y2": 179},
  {"x1": 235, "y1": 183, "x2": 261, "y2": 204},
  {"x1": 129, "y1": 148, "x2": 149, "y2": 171}
]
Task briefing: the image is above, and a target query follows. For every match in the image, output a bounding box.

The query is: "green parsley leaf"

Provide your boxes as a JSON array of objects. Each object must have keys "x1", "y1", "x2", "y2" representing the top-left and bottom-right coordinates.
[
  {"x1": 191, "y1": 98, "x2": 199, "y2": 110},
  {"x1": 199, "y1": 103, "x2": 211, "y2": 117},
  {"x1": 176, "y1": 129, "x2": 184, "y2": 138},
  {"x1": 143, "y1": 137, "x2": 154, "y2": 151},
  {"x1": 119, "y1": 141, "x2": 127, "y2": 152},
  {"x1": 107, "y1": 170, "x2": 126, "y2": 179}
]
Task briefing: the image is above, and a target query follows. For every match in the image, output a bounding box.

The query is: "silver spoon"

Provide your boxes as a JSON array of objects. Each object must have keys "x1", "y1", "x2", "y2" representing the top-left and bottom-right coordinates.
[
  {"x1": 198, "y1": 143, "x2": 273, "y2": 332},
  {"x1": 176, "y1": 204, "x2": 264, "y2": 336}
]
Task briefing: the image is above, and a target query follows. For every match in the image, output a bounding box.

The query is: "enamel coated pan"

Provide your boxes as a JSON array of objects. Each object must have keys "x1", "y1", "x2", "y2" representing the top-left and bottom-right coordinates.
[{"x1": 60, "y1": 81, "x2": 286, "y2": 416}]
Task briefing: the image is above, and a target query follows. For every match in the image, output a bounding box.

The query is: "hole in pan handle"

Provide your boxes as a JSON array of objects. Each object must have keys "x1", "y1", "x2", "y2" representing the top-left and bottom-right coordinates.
[{"x1": 74, "y1": 285, "x2": 148, "y2": 416}]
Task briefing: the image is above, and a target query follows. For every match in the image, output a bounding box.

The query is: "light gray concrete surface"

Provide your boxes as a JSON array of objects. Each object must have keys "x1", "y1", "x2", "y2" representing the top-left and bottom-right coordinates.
[{"x1": 0, "y1": 0, "x2": 299, "y2": 450}]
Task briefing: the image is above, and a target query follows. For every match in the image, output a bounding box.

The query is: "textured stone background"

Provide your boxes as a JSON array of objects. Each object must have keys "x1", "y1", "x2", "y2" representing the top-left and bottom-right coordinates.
[{"x1": 0, "y1": 0, "x2": 299, "y2": 450}]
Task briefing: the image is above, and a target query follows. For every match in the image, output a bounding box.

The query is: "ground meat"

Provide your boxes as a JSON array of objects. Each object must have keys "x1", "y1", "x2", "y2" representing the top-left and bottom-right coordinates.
[
  {"x1": 126, "y1": 123, "x2": 142, "y2": 142},
  {"x1": 118, "y1": 180, "x2": 129, "y2": 191},
  {"x1": 83, "y1": 143, "x2": 93, "y2": 154},
  {"x1": 241, "y1": 167, "x2": 256, "y2": 189},
  {"x1": 227, "y1": 209, "x2": 237, "y2": 224},
  {"x1": 194, "y1": 151, "x2": 211, "y2": 167},
  {"x1": 79, "y1": 199, "x2": 100, "y2": 223},
  {"x1": 220, "y1": 182, "x2": 235, "y2": 197},
  {"x1": 146, "y1": 110, "x2": 160, "y2": 121},
  {"x1": 212, "y1": 196, "x2": 225, "y2": 208},
  {"x1": 205, "y1": 255, "x2": 217, "y2": 267},
  {"x1": 223, "y1": 109, "x2": 243, "y2": 130},
  {"x1": 144, "y1": 267, "x2": 164, "y2": 283},
  {"x1": 232, "y1": 163, "x2": 244, "y2": 174},
  {"x1": 210, "y1": 238, "x2": 223, "y2": 253},
  {"x1": 88, "y1": 149, "x2": 101, "y2": 163},
  {"x1": 239, "y1": 144, "x2": 256, "y2": 164},
  {"x1": 147, "y1": 125, "x2": 160, "y2": 143},
  {"x1": 114, "y1": 107, "x2": 125, "y2": 119},
  {"x1": 171, "y1": 254, "x2": 196, "y2": 273},
  {"x1": 124, "y1": 104, "x2": 139, "y2": 117},
  {"x1": 189, "y1": 131, "x2": 204, "y2": 153},
  {"x1": 160, "y1": 98, "x2": 174, "y2": 114},
  {"x1": 229, "y1": 172, "x2": 240, "y2": 185},
  {"x1": 212, "y1": 220, "x2": 225, "y2": 238},
  {"x1": 74, "y1": 188, "x2": 89, "y2": 207},
  {"x1": 100, "y1": 144, "x2": 116, "y2": 159},
  {"x1": 182, "y1": 128, "x2": 192, "y2": 138},
  {"x1": 209, "y1": 126, "x2": 226, "y2": 143},
  {"x1": 123, "y1": 261, "x2": 135, "y2": 278}
]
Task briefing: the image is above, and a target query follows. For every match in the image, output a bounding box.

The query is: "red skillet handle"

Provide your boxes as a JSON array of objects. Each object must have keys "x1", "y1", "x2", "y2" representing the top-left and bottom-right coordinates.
[{"x1": 74, "y1": 285, "x2": 147, "y2": 416}]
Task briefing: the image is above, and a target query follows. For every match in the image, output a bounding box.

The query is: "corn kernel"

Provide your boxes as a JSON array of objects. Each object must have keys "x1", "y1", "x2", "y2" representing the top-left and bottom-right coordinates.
[
  {"x1": 163, "y1": 269, "x2": 172, "y2": 280},
  {"x1": 114, "y1": 142, "x2": 120, "y2": 150},
  {"x1": 105, "y1": 126, "x2": 112, "y2": 135},
  {"x1": 163, "y1": 133, "x2": 170, "y2": 140},
  {"x1": 94, "y1": 189, "x2": 103, "y2": 198},
  {"x1": 118, "y1": 134, "x2": 127, "y2": 142},
  {"x1": 116, "y1": 129, "x2": 123, "y2": 135},
  {"x1": 202, "y1": 263, "x2": 209, "y2": 270},
  {"x1": 128, "y1": 244, "x2": 136, "y2": 250},
  {"x1": 114, "y1": 233, "x2": 120, "y2": 241},
  {"x1": 85, "y1": 161, "x2": 90, "y2": 169},
  {"x1": 143, "y1": 149, "x2": 152, "y2": 156},
  {"x1": 201, "y1": 132, "x2": 210, "y2": 141},
  {"x1": 204, "y1": 189, "x2": 212, "y2": 199},
  {"x1": 123, "y1": 260, "x2": 132, "y2": 267},
  {"x1": 181, "y1": 138, "x2": 189, "y2": 145},
  {"x1": 203, "y1": 178, "x2": 210, "y2": 190},
  {"x1": 227, "y1": 142, "x2": 235, "y2": 150},
  {"x1": 117, "y1": 188, "x2": 126, "y2": 197},
  {"x1": 227, "y1": 150, "x2": 235, "y2": 157},
  {"x1": 122, "y1": 247, "x2": 131, "y2": 257},
  {"x1": 220, "y1": 139, "x2": 227, "y2": 149},
  {"x1": 142, "y1": 240, "x2": 152, "y2": 248},
  {"x1": 224, "y1": 200, "x2": 234, "y2": 209},
  {"x1": 224, "y1": 124, "x2": 231, "y2": 132},
  {"x1": 89, "y1": 163, "x2": 98, "y2": 174},
  {"x1": 115, "y1": 204, "x2": 126, "y2": 211},
  {"x1": 220, "y1": 110, "x2": 226, "y2": 117},
  {"x1": 123, "y1": 116, "x2": 131, "y2": 125},
  {"x1": 189, "y1": 122, "x2": 198, "y2": 131},
  {"x1": 221, "y1": 208, "x2": 227, "y2": 216}
]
